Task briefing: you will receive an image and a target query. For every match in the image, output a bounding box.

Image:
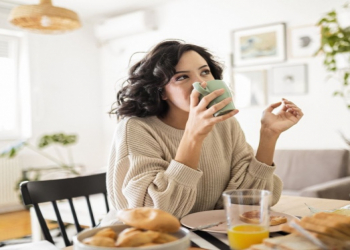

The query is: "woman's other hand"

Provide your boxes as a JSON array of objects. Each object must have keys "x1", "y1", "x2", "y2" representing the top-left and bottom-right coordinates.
[
  {"x1": 185, "y1": 81, "x2": 239, "y2": 142},
  {"x1": 260, "y1": 98, "x2": 303, "y2": 136}
]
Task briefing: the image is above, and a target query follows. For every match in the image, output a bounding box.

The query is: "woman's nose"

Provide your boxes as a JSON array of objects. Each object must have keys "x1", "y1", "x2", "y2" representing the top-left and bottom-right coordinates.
[
  {"x1": 193, "y1": 75, "x2": 205, "y2": 83},
  {"x1": 191, "y1": 80, "x2": 207, "y2": 89}
]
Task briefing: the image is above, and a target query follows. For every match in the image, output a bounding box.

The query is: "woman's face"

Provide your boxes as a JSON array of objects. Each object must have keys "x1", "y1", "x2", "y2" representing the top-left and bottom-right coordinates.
[{"x1": 162, "y1": 50, "x2": 215, "y2": 114}]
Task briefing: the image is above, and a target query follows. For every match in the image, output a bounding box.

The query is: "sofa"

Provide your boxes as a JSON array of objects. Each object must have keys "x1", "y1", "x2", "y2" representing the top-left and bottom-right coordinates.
[{"x1": 273, "y1": 149, "x2": 350, "y2": 200}]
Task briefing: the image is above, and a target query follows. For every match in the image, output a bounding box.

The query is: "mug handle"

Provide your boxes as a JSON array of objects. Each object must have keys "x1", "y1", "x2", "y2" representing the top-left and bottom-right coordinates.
[{"x1": 192, "y1": 82, "x2": 210, "y2": 96}]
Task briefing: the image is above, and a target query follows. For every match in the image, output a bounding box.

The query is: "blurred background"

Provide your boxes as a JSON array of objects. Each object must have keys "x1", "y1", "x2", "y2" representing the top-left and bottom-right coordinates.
[{"x1": 0, "y1": 0, "x2": 349, "y2": 214}]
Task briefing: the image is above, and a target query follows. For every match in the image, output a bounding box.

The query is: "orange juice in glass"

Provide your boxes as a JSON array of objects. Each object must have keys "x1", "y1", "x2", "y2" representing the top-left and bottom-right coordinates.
[
  {"x1": 223, "y1": 190, "x2": 271, "y2": 250},
  {"x1": 228, "y1": 224, "x2": 269, "y2": 249}
]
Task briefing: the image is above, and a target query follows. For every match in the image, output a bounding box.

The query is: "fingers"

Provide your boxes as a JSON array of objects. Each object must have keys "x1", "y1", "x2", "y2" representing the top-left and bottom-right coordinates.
[
  {"x1": 191, "y1": 81, "x2": 237, "y2": 121},
  {"x1": 281, "y1": 98, "x2": 291, "y2": 111},
  {"x1": 265, "y1": 98, "x2": 303, "y2": 119},
  {"x1": 209, "y1": 109, "x2": 239, "y2": 123},
  {"x1": 191, "y1": 81, "x2": 208, "y2": 108},
  {"x1": 282, "y1": 98, "x2": 304, "y2": 118},
  {"x1": 190, "y1": 88, "x2": 200, "y2": 108},
  {"x1": 265, "y1": 101, "x2": 282, "y2": 113},
  {"x1": 207, "y1": 97, "x2": 233, "y2": 115},
  {"x1": 197, "y1": 88, "x2": 225, "y2": 110}
]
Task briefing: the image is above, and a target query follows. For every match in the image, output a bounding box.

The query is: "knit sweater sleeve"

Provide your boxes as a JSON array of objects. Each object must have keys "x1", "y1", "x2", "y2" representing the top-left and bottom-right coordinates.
[
  {"x1": 107, "y1": 118, "x2": 203, "y2": 218},
  {"x1": 216, "y1": 118, "x2": 283, "y2": 208}
]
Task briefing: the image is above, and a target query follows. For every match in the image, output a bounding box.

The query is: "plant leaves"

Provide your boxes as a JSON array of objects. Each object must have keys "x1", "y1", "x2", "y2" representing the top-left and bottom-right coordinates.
[
  {"x1": 333, "y1": 91, "x2": 344, "y2": 96},
  {"x1": 0, "y1": 141, "x2": 26, "y2": 158},
  {"x1": 38, "y1": 133, "x2": 77, "y2": 148}
]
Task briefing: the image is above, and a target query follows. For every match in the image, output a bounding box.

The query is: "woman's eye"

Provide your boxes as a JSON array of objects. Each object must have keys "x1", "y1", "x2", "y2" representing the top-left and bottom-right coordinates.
[
  {"x1": 201, "y1": 69, "x2": 211, "y2": 76},
  {"x1": 175, "y1": 75, "x2": 188, "y2": 81}
]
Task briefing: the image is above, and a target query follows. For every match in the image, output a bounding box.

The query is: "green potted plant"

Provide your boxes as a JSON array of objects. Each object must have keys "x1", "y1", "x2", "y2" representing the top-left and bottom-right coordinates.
[
  {"x1": 316, "y1": 6, "x2": 350, "y2": 109},
  {"x1": 0, "y1": 133, "x2": 83, "y2": 202},
  {"x1": 317, "y1": 5, "x2": 350, "y2": 145}
]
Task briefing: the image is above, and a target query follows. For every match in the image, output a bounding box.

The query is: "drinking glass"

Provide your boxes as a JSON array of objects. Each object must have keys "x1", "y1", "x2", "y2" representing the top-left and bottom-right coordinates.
[{"x1": 222, "y1": 189, "x2": 271, "y2": 250}]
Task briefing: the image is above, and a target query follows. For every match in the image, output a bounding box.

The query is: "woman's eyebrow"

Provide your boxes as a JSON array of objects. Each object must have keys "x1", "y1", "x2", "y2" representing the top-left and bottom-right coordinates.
[{"x1": 174, "y1": 65, "x2": 208, "y2": 74}]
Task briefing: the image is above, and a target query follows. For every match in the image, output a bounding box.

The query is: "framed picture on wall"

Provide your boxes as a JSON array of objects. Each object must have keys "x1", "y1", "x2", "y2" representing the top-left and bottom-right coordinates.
[
  {"x1": 233, "y1": 70, "x2": 267, "y2": 108},
  {"x1": 289, "y1": 25, "x2": 321, "y2": 58},
  {"x1": 271, "y1": 64, "x2": 307, "y2": 95},
  {"x1": 231, "y1": 23, "x2": 286, "y2": 67}
]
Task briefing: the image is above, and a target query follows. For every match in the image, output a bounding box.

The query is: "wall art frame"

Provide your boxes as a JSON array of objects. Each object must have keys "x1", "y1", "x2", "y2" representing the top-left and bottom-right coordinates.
[
  {"x1": 231, "y1": 23, "x2": 286, "y2": 67},
  {"x1": 270, "y1": 64, "x2": 308, "y2": 95}
]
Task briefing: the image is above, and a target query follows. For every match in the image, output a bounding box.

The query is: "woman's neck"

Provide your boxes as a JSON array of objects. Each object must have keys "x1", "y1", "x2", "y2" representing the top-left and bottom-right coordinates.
[{"x1": 158, "y1": 110, "x2": 188, "y2": 130}]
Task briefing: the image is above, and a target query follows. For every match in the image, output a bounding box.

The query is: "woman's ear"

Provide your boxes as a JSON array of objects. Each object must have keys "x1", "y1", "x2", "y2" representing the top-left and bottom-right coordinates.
[{"x1": 160, "y1": 89, "x2": 167, "y2": 100}]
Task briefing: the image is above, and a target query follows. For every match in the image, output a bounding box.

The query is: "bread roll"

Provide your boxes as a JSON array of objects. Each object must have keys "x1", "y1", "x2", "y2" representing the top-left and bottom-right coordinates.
[
  {"x1": 89, "y1": 236, "x2": 116, "y2": 247},
  {"x1": 94, "y1": 228, "x2": 117, "y2": 240},
  {"x1": 117, "y1": 207, "x2": 181, "y2": 233},
  {"x1": 116, "y1": 228, "x2": 160, "y2": 247},
  {"x1": 153, "y1": 232, "x2": 178, "y2": 244}
]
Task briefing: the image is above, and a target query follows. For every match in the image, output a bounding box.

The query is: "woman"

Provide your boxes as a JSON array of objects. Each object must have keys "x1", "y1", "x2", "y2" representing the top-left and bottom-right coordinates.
[{"x1": 107, "y1": 40, "x2": 303, "y2": 218}]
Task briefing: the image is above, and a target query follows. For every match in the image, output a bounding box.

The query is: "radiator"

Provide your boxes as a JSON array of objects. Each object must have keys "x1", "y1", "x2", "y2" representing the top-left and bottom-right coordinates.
[{"x1": 0, "y1": 157, "x2": 23, "y2": 213}]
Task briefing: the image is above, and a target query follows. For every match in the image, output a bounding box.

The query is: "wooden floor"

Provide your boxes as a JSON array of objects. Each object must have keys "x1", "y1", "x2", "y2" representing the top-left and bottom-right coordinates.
[
  {"x1": 0, "y1": 210, "x2": 31, "y2": 241},
  {"x1": 0, "y1": 209, "x2": 59, "y2": 242}
]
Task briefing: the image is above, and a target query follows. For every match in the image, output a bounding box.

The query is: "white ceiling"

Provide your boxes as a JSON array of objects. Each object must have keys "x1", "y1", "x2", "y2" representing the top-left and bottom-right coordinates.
[{"x1": 0, "y1": 0, "x2": 175, "y2": 19}]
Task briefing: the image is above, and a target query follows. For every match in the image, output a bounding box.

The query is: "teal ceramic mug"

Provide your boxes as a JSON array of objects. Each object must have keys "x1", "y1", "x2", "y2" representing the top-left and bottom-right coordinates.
[{"x1": 192, "y1": 80, "x2": 235, "y2": 117}]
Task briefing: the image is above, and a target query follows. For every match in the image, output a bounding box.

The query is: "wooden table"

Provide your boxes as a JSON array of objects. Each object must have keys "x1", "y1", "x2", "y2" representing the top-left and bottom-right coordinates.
[
  {"x1": 271, "y1": 195, "x2": 349, "y2": 216},
  {"x1": 59, "y1": 195, "x2": 349, "y2": 250}
]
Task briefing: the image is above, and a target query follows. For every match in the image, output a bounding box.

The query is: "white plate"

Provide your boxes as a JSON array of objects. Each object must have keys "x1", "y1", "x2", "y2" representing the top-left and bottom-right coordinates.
[{"x1": 180, "y1": 210, "x2": 298, "y2": 233}]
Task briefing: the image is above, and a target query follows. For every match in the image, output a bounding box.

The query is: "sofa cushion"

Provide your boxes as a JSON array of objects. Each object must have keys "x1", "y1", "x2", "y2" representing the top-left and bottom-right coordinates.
[
  {"x1": 299, "y1": 176, "x2": 350, "y2": 200},
  {"x1": 273, "y1": 149, "x2": 350, "y2": 190},
  {"x1": 281, "y1": 190, "x2": 301, "y2": 197}
]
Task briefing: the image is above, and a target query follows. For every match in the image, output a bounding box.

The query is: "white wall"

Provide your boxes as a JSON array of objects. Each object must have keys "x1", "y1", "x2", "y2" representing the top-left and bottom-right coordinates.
[
  {"x1": 0, "y1": 11, "x2": 105, "y2": 173},
  {"x1": 1, "y1": 0, "x2": 349, "y2": 176},
  {"x1": 100, "y1": 0, "x2": 350, "y2": 150}
]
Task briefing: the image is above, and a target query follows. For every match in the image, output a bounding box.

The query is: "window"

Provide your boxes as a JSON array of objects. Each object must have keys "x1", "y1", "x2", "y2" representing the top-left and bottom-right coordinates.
[{"x1": 0, "y1": 29, "x2": 31, "y2": 140}]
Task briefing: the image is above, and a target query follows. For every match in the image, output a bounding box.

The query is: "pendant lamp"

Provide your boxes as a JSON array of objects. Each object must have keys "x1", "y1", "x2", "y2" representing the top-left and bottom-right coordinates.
[{"x1": 8, "y1": 0, "x2": 81, "y2": 34}]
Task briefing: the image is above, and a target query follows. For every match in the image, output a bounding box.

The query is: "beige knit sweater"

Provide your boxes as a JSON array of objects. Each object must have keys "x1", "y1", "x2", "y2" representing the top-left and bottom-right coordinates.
[{"x1": 107, "y1": 116, "x2": 282, "y2": 218}]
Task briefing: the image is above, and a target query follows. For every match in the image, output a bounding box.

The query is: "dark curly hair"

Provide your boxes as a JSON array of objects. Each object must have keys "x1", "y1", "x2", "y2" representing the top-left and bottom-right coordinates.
[{"x1": 110, "y1": 39, "x2": 224, "y2": 118}]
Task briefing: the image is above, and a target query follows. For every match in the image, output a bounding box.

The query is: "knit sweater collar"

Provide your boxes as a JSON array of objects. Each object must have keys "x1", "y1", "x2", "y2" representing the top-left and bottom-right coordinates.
[{"x1": 147, "y1": 116, "x2": 185, "y2": 137}]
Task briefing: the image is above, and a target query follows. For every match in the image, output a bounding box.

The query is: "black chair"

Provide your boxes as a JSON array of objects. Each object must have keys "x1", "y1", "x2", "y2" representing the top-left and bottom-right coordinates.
[{"x1": 20, "y1": 173, "x2": 109, "y2": 247}]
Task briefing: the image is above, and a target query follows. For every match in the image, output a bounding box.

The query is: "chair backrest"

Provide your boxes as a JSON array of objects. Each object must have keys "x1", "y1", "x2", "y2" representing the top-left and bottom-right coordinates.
[{"x1": 20, "y1": 173, "x2": 109, "y2": 247}]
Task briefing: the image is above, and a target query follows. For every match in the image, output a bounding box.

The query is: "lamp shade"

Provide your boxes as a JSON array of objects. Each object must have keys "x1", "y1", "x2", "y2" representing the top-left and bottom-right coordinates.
[{"x1": 8, "y1": 0, "x2": 81, "y2": 34}]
